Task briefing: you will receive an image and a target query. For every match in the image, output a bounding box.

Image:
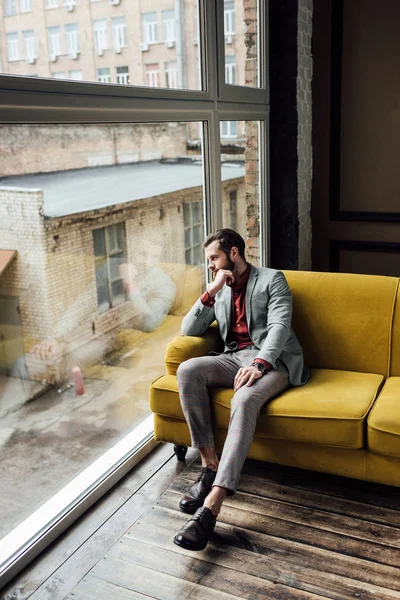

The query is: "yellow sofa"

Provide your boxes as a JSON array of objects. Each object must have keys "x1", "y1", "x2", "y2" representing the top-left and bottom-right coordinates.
[{"x1": 150, "y1": 270, "x2": 400, "y2": 488}]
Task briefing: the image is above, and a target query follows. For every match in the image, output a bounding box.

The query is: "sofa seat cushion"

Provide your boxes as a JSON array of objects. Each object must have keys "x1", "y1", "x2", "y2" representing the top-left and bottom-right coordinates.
[
  {"x1": 151, "y1": 369, "x2": 383, "y2": 449},
  {"x1": 368, "y1": 377, "x2": 400, "y2": 458}
]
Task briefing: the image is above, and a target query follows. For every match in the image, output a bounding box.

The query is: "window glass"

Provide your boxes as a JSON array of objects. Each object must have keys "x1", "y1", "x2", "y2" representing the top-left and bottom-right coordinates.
[
  {"x1": 20, "y1": 0, "x2": 32, "y2": 12},
  {"x1": 1, "y1": 0, "x2": 202, "y2": 90},
  {"x1": 220, "y1": 120, "x2": 261, "y2": 266},
  {"x1": 0, "y1": 121, "x2": 208, "y2": 539},
  {"x1": 224, "y1": 0, "x2": 260, "y2": 88}
]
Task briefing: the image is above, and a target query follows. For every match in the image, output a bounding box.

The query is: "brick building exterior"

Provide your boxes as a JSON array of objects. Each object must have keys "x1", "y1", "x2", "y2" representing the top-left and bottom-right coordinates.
[{"x1": 0, "y1": 169, "x2": 246, "y2": 379}]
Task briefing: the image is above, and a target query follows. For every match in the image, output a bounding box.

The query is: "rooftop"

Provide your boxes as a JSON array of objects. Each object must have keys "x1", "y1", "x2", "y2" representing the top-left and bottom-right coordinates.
[{"x1": 0, "y1": 160, "x2": 245, "y2": 218}]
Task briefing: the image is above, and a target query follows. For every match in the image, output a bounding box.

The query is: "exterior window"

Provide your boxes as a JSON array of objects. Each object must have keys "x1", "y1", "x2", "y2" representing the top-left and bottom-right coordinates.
[
  {"x1": 165, "y1": 61, "x2": 178, "y2": 89},
  {"x1": 65, "y1": 23, "x2": 80, "y2": 56},
  {"x1": 48, "y1": 26, "x2": 62, "y2": 57},
  {"x1": 23, "y1": 30, "x2": 36, "y2": 60},
  {"x1": 162, "y1": 9, "x2": 175, "y2": 42},
  {"x1": 142, "y1": 12, "x2": 158, "y2": 44},
  {"x1": 220, "y1": 120, "x2": 237, "y2": 138},
  {"x1": 112, "y1": 16, "x2": 127, "y2": 51},
  {"x1": 183, "y1": 201, "x2": 204, "y2": 266},
  {"x1": 52, "y1": 71, "x2": 66, "y2": 78},
  {"x1": 4, "y1": 0, "x2": 16, "y2": 15},
  {"x1": 93, "y1": 19, "x2": 108, "y2": 54},
  {"x1": 116, "y1": 65, "x2": 129, "y2": 85},
  {"x1": 7, "y1": 32, "x2": 20, "y2": 61},
  {"x1": 224, "y1": 0, "x2": 235, "y2": 35},
  {"x1": 45, "y1": 0, "x2": 59, "y2": 7},
  {"x1": 229, "y1": 190, "x2": 237, "y2": 230},
  {"x1": 69, "y1": 70, "x2": 82, "y2": 80},
  {"x1": 20, "y1": 0, "x2": 32, "y2": 12},
  {"x1": 97, "y1": 67, "x2": 111, "y2": 83},
  {"x1": 145, "y1": 63, "x2": 160, "y2": 88},
  {"x1": 225, "y1": 55, "x2": 236, "y2": 85},
  {"x1": 93, "y1": 224, "x2": 126, "y2": 313}
]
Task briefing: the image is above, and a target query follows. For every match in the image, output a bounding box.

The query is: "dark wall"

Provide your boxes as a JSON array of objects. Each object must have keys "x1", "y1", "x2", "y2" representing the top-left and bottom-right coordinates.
[{"x1": 268, "y1": 0, "x2": 299, "y2": 269}]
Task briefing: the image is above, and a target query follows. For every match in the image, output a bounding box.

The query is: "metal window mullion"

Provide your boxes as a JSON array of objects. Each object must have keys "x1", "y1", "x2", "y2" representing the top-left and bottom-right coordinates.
[{"x1": 259, "y1": 119, "x2": 270, "y2": 268}]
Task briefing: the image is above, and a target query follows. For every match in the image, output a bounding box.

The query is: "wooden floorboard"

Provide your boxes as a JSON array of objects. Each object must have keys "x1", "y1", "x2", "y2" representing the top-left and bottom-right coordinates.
[
  {"x1": 0, "y1": 444, "x2": 198, "y2": 600},
  {"x1": 69, "y1": 457, "x2": 400, "y2": 600}
]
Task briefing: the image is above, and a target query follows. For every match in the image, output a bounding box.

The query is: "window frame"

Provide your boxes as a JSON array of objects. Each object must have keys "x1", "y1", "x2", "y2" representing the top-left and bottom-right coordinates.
[
  {"x1": 0, "y1": 0, "x2": 270, "y2": 586},
  {"x1": 93, "y1": 223, "x2": 126, "y2": 313},
  {"x1": 183, "y1": 201, "x2": 205, "y2": 265}
]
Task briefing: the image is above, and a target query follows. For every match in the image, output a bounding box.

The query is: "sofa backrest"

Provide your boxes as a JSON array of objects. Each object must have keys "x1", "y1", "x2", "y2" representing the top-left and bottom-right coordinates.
[
  {"x1": 283, "y1": 270, "x2": 398, "y2": 376},
  {"x1": 160, "y1": 262, "x2": 204, "y2": 316},
  {"x1": 389, "y1": 282, "x2": 400, "y2": 376}
]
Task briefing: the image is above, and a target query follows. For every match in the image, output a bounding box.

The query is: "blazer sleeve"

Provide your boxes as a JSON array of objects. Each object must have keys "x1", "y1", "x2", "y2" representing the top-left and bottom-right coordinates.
[
  {"x1": 255, "y1": 271, "x2": 292, "y2": 366},
  {"x1": 181, "y1": 297, "x2": 216, "y2": 337}
]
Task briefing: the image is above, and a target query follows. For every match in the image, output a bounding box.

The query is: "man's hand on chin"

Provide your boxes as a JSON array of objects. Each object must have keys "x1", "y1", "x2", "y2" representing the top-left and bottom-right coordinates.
[
  {"x1": 207, "y1": 269, "x2": 235, "y2": 297},
  {"x1": 233, "y1": 366, "x2": 263, "y2": 391}
]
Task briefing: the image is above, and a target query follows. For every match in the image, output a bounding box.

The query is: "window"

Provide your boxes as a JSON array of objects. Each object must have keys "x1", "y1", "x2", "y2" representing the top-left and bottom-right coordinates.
[
  {"x1": 112, "y1": 16, "x2": 127, "y2": 51},
  {"x1": 4, "y1": 0, "x2": 16, "y2": 15},
  {"x1": 93, "y1": 19, "x2": 108, "y2": 54},
  {"x1": 116, "y1": 65, "x2": 129, "y2": 85},
  {"x1": 7, "y1": 32, "x2": 20, "y2": 61},
  {"x1": 20, "y1": 0, "x2": 32, "y2": 12},
  {"x1": 145, "y1": 63, "x2": 160, "y2": 88},
  {"x1": 65, "y1": 23, "x2": 80, "y2": 56},
  {"x1": 225, "y1": 55, "x2": 236, "y2": 85},
  {"x1": 0, "y1": 0, "x2": 268, "y2": 579},
  {"x1": 142, "y1": 12, "x2": 158, "y2": 44},
  {"x1": 23, "y1": 30, "x2": 36, "y2": 61},
  {"x1": 48, "y1": 26, "x2": 62, "y2": 57},
  {"x1": 224, "y1": 0, "x2": 235, "y2": 35},
  {"x1": 229, "y1": 190, "x2": 237, "y2": 230},
  {"x1": 93, "y1": 224, "x2": 126, "y2": 313},
  {"x1": 162, "y1": 9, "x2": 175, "y2": 42},
  {"x1": 69, "y1": 70, "x2": 82, "y2": 80},
  {"x1": 183, "y1": 202, "x2": 204, "y2": 266},
  {"x1": 220, "y1": 120, "x2": 238, "y2": 138},
  {"x1": 97, "y1": 67, "x2": 111, "y2": 83},
  {"x1": 165, "y1": 61, "x2": 178, "y2": 89},
  {"x1": 45, "y1": 0, "x2": 59, "y2": 7}
]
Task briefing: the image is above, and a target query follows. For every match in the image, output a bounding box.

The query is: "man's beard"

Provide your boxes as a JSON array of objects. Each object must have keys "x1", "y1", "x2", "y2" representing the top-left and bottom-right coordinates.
[{"x1": 223, "y1": 254, "x2": 235, "y2": 272}]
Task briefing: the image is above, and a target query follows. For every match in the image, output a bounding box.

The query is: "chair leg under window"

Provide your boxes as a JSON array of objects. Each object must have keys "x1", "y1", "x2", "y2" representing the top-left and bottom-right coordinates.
[{"x1": 174, "y1": 445, "x2": 188, "y2": 462}]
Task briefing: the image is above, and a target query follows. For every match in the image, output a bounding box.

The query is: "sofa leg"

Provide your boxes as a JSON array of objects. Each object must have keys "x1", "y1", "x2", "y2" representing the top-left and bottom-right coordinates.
[{"x1": 174, "y1": 445, "x2": 188, "y2": 462}]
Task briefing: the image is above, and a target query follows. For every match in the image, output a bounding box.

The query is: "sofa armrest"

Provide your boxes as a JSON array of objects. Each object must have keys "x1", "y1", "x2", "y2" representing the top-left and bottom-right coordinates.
[{"x1": 165, "y1": 323, "x2": 223, "y2": 375}]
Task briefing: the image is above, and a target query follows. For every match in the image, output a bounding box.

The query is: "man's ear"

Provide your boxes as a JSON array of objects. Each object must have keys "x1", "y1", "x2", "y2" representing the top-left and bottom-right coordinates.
[{"x1": 230, "y1": 246, "x2": 239, "y2": 261}]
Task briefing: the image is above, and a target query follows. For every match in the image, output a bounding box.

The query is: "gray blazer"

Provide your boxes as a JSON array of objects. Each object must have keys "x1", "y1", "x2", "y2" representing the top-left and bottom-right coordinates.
[{"x1": 181, "y1": 265, "x2": 309, "y2": 387}]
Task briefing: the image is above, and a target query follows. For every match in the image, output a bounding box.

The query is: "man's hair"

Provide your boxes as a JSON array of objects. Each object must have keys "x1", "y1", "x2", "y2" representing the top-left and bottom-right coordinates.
[{"x1": 203, "y1": 229, "x2": 246, "y2": 258}]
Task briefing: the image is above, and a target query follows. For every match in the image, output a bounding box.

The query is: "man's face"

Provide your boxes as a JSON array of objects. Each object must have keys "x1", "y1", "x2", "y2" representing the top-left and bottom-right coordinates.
[{"x1": 205, "y1": 241, "x2": 234, "y2": 276}]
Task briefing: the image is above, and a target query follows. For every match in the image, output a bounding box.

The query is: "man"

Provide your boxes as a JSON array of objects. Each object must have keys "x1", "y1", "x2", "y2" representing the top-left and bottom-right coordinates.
[{"x1": 174, "y1": 228, "x2": 308, "y2": 551}]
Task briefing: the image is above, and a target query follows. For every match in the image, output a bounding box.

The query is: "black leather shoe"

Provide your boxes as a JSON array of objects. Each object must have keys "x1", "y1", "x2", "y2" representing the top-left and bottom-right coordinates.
[
  {"x1": 173, "y1": 506, "x2": 217, "y2": 551},
  {"x1": 179, "y1": 467, "x2": 217, "y2": 514}
]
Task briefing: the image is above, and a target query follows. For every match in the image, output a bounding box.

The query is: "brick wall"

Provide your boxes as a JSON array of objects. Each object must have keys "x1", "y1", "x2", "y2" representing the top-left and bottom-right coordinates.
[
  {"x1": 0, "y1": 189, "x2": 52, "y2": 340},
  {"x1": 0, "y1": 177, "x2": 244, "y2": 381},
  {"x1": 0, "y1": 123, "x2": 188, "y2": 177},
  {"x1": 297, "y1": 0, "x2": 313, "y2": 270}
]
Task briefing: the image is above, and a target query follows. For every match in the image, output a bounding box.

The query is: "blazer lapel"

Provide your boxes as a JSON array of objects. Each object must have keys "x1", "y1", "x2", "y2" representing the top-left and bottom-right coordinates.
[
  {"x1": 220, "y1": 283, "x2": 232, "y2": 339},
  {"x1": 245, "y1": 265, "x2": 258, "y2": 330}
]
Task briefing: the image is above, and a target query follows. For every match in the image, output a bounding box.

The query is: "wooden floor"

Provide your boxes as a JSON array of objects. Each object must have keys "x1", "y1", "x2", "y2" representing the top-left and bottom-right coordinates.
[{"x1": 3, "y1": 444, "x2": 400, "y2": 600}]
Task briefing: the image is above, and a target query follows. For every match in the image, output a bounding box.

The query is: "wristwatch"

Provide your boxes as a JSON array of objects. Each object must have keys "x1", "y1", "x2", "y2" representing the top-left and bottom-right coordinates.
[{"x1": 251, "y1": 362, "x2": 268, "y2": 376}]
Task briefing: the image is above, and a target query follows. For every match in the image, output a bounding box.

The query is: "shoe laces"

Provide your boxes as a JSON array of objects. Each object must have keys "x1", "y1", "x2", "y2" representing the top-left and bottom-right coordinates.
[
  {"x1": 192, "y1": 506, "x2": 214, "y2": 522},
  {"x1": 194, "y1": 466, "x2": 215, "y2": 484}
]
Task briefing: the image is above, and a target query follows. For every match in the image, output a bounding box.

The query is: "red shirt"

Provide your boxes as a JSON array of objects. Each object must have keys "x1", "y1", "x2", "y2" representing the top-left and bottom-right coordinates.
[{"x1": 200, "y1": 264, "x2": 271, "y2": 371}]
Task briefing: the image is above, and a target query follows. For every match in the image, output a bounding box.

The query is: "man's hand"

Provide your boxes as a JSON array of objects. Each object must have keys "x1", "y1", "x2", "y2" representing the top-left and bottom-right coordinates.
[
  {"x1": 120, "y1": 263, "x2": 139, "y2": 294},
  {"x1": 208, "y1": 269, "x2": 235, "y2": 297},
  {"x1": 31, "y1": 338, "x2": 64, "y2": 361},
  {"x1": 234, "y1": 366, "x2": 263, "y2": 391}
]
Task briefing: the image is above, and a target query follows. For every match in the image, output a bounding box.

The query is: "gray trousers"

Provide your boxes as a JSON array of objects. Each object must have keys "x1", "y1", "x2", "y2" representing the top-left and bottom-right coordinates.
[{"x1": 176, "y1": 346, "x2": 289, "y2": 494}]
